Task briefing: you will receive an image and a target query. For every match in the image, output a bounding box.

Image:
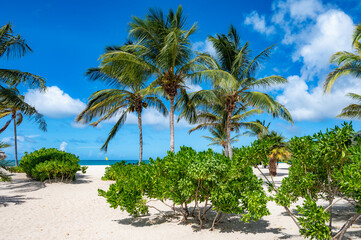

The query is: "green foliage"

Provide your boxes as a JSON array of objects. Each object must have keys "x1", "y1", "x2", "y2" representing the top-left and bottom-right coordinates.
[
  {"x1": 296, "y1": 198, "x2": 331, "y2": 240},
  {"x1": 99, "y1": 146, "x2": 269, "y2": 229},
  {"x1": 19, "y1": 148, "x2": 86, "y2": 182},
  {"x1": 99, "y1": 162, "x2": 150, "y2": 216},
  {"x1": 8, "y1": 166, "x2": 24, "y2": 173},
  {"x1": 101, "y1": 161, "x2": 128, "y2": 180},
  {"x1": 273, "y1": 123, "x2": 361, "y2": 239}
]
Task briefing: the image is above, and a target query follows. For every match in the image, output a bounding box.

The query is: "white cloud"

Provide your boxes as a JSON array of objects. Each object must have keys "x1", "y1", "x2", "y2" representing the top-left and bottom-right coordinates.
[
  {"x1": 294, "y1": 10, "x2": 354, "y2": 78},
  {"x1": 59, "y1": 141, "x2": 67, "y2": 151},
  {"x1": 272, "y1": 0, "x2": 324, "y2": 24},
  {"x1": 25, "y1": 86, "x2": 86, "y2": 119},
  {"x1": 192, "y1": 39, "x2": 216, "y2": 56},
  {"x1": 276, "y1": 75, "x2": 361, "y2": 121},
  {"x1": 244, "y1": 11, "x2": 275, "y2": 35},
  {"x1": 267, "y1": 0, "x2": 358, "y2": 121}
]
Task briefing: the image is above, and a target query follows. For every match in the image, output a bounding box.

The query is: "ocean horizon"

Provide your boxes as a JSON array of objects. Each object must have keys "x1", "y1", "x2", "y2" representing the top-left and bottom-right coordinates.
[{"x1": 7, "y1": 159, "x2": 150, "y2": 166}]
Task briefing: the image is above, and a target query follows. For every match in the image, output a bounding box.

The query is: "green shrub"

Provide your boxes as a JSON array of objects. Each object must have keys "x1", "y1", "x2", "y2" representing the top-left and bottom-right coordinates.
[
  {"x1": 261, "y1": 123, "x2": 361, "y2": 240},
  {"x1": 8, "y1": 166, "x2": 24, "y2": 173},
  {"x1": 19, "y1": 148, "x2": 87, "y2": 182},
  {"x1": 102, "y1": 161, "x2": 128, "y2": 180},
  {"x1": 98, "y1": 146, "x2": 269, "y2": 230}
]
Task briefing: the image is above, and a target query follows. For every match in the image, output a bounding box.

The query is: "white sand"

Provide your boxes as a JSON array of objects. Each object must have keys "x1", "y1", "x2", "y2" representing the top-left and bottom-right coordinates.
[{"x1": 0, "y1": 164, "x2": 360, "y2": 240}]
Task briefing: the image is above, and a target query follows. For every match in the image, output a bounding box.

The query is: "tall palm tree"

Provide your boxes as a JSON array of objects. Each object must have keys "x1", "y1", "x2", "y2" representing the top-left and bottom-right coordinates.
[
  {"x1": 261, "y1": 131, "x2": 290, "y2": 176},
  {"x1": 324, "y1": 24, "x2": 361, "y2": 118},
  {"x1": 187, "y1": 26, "x2": 292, "y2": 158},
  {"x1": 201, "y1": 125, "x2": 240, "y2": 153},
  {"x1": 243, "y1": 120, "x2": 271, "y2": 139},
  {"x1": 0, "y1": 88, "x2": 46, "y2": 166},
  {"x1": 76, "y1": 64, "x2": 167, "y2": 164},
  {"x1": 184, "y1": 90, "x2": 268, "y2": 155},
  {"x1": 0, "y1": 23, "x2": 45, "y2": 90},
  {"x1": 99, "y1": 6, "x2": 198, "y2": 152}
]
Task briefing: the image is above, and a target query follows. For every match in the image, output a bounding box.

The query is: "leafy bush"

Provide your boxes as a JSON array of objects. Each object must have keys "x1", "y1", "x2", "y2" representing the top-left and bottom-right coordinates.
[
  {"x1": 270, "y1": 123, "x2": 361, "y2": 239},
  {"x1": 102, "y1": 161, "x2": 128, "y2": 180},
  {"x1": 19, "y1": 148, "x2": 87, "y2": 182},
  {"x1": 99, "y1": 146, "x2": 269, "y2": 230},
  {"x1": 8, "y1": 166, "x2": 24, "y2": 173}
]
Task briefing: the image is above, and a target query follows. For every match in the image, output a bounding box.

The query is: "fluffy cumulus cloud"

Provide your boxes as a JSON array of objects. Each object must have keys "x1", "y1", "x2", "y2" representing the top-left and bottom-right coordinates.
[
  {"x1": 25, "y1": 86, "x2": 86, "y2": 118},
  {"x1": 294, "y1": 10, "x2": 354, "y2": 78},
  {"x1": 244, "y1": 11, "x2": 275, "y2": 35},
  {"x1": 246, "y1": 0, "x2": 357, "y2": 121},
  {"x1": 276, "y1": 75, "x2": 361, "y2": 121}
]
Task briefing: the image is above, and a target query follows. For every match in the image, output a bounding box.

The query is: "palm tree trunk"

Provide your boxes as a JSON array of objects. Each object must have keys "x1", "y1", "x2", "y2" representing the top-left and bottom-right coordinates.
[
  {"x1": 169, "y1": 96, "x2": 175, "y2": 152},
  {"x1": 269, "y1": 155, "x2": 277, "y2": 176},
  {"x1": 137, "y1": 111, "x2": 143, "y2": 165},
  {"x1": 226, "y1": 110, "x2": 232, "y2": 159},
  {"x1": 12, "y1": 112, "x2": 18, "y2": 166}
]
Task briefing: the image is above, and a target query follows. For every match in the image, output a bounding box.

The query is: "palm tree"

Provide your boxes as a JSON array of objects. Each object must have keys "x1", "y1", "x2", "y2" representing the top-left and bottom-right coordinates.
[
  {"x1": 187, "y1": 26, "x2": 292, "y2": 158},
  {"x1": 0, "y1": 23, "x2": 45, "y2": 90},
  {"x1": 184, "y1": 90, "x2": 268, "y2": 155},
  {"x1": 337, "y1": 93, "x2": 361, "y2": 118},
  {"x1": 324, "y1": 24, "x2": 361, "y2": 118},
  {"x1": 202, "y1": 125, "x2": 240, "y2": 153},
  {"x1": 99, "y1": 6, "x2": 198, "y2": 152},
  {"x1": 76, "y1": 64, "x2": 167, "y2": 164},
  {"x1": 261, "y1": 131, "x2": 290, "y2": 176},
  {"x1": 243, "y1": 120, "x2": 271, "y2": 139},
  {"x1": 0, "y1": 88, "x2": 46, "y2": 166}
]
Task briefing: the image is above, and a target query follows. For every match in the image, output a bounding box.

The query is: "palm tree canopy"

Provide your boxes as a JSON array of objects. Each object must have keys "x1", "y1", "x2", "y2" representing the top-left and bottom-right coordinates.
[
  {"x1": 188, "y1": 25, "x2": 293, "y2": 123},
  {"x1": 0, "y1": 88, "x2": 46, "y2": 132},
  {"x1": 0, "y1": 23, "x2": 45, "y2": 90},
  {"x1": 202, "y1": 124, "x2": 240, "y2": 148},
  {"x1": 243, "y1": 120, "x2": 271, "y2": 138},
  {"x1": 324, "y1": 23, "x2": 361, "y2": 93},
  {"x1": 77, "y1": 48, "x2": 168, "y2": 151},
  {"x1": 98, "y1": 5, "x2": 199, "y2": 99},
  {"x1": 337, "y1": 93, "x2": 361, "y2": 119}
]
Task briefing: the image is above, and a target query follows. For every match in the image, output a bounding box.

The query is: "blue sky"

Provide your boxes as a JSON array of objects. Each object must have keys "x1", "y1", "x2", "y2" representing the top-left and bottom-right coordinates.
[{"x1": 1, "y1": 0, "x2": 361, "y2": 160}]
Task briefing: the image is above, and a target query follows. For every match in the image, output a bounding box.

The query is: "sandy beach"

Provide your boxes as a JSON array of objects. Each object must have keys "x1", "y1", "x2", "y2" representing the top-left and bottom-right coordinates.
[{"x1": 1, "y1": 164, "x2": 360, "y2": 240}]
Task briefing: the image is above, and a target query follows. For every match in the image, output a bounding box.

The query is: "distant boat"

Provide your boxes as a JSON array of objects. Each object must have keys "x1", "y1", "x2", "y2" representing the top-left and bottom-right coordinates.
[{"x1": 105, "y1": 157, "x2": 108, "y2": 161}]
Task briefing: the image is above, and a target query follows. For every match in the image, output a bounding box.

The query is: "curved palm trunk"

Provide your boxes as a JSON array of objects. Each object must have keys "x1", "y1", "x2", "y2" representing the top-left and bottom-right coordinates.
[
  {"x1": 169, "y1": 96, "x2": 175, "y2": 152},
  {"x1": 269, "y1": 155, "x2": 277, "y2": 176},
  {"x1": 12, "y1": 112, "x2": 18, "y2": 166},
  {"x1": 0, "y1": 120, "x2": 11, "y2": 134},
  {"x1": 137, "y1": 111, "x2": 143, "y2": 165},
  {"x1": 226, "y1": 110, "x2": 232, "y2": 159}
]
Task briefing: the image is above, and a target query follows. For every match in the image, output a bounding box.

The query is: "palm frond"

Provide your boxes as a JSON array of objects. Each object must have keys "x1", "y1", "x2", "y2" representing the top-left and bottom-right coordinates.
[{"x1": 100, "y1": 111, "x2": 128, "y2": 152}]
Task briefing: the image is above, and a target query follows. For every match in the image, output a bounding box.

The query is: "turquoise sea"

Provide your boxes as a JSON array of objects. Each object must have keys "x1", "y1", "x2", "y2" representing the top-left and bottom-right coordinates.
[
  {"x1": 79, "y1": 160, "x2": 149, "y2": 165},
  {"x1": 8, "y1": 160, "x2": 149, "y2": 166}
]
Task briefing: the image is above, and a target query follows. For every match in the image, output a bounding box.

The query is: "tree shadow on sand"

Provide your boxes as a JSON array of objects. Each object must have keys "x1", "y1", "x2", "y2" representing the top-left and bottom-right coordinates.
[
  {"x1": 1, "y1": 175, "x2": 45, "y2": 193},
  {"x1": 72, "y1": 173, "x2": 93, "y2": 184},
  {"x1": 0, "y1": 194, "x2": 39, "y2": 207},
  {"x1": 113, "y1": 208, "x2": 294, "y2": 238}
]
